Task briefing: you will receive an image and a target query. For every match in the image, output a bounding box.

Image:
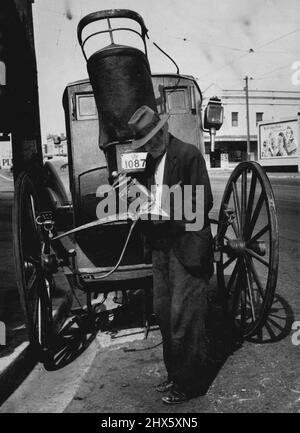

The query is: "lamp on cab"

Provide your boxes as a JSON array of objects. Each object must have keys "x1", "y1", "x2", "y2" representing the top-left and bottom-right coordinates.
[{"x1": 204, "y1": 96, "x2": 224, "y2": 152}]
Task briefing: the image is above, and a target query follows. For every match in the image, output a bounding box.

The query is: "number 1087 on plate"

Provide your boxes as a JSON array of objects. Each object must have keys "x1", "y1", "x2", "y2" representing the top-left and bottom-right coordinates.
[{"x1": 121, "y1": 152, "x2": 147, "y2": 172}]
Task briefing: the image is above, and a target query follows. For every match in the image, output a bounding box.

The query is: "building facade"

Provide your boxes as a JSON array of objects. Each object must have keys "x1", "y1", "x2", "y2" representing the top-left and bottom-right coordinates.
[{"x1": 203, "y1": 88, "x2": 300, "y2": 167}]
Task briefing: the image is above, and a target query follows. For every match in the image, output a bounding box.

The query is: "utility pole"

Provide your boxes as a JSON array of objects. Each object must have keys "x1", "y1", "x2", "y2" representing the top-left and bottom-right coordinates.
[{"x1": 244, "y1": 76, "x2": 252, "y2": 161}]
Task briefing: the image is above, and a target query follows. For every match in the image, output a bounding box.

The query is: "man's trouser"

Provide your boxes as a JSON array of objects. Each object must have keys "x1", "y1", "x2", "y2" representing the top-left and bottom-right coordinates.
[{"x1": 152, "y1": 243, "x2": 211, "y2": 396}]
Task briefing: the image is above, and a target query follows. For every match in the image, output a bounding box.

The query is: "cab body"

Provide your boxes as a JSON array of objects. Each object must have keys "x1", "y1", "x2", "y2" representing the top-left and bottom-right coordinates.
[{"x1": 62, "y1": 73, "x2": 204, "y2": 288}]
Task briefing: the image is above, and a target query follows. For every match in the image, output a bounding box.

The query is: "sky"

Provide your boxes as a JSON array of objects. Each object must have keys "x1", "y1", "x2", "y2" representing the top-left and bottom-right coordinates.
[{"x1": 32, "y1": 0, "x2": 300, "y2": 141}]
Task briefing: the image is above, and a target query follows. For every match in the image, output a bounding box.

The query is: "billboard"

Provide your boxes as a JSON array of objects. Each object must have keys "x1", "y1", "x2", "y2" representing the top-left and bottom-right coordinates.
[{"x1": 259, "y1": 119, "x2": 298, "y2": 159}]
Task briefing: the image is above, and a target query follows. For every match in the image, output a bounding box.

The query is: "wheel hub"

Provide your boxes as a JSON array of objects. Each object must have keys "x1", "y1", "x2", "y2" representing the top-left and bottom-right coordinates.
[
  {"x1": 247, "y1": 240, "x2": 266, "y2": 256},
  {"x1": 226, "y1": 238, "x2": 246, "y2": 256}
]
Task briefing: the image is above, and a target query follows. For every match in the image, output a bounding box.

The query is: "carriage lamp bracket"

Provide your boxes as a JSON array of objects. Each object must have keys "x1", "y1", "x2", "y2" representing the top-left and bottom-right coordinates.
[
  {"x1": 36, "y1": 212, "x2": 58, "y2": 275},
  {"x1": 36, "y1": 212, "x2": 55, "y2": 239}
]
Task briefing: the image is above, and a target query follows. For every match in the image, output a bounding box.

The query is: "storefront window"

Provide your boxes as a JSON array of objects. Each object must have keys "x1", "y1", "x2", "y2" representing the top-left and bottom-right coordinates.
[
  {"x1": 228, "y1": 150, "x2": 242, "y2": 162},
  {"x1": 256, "y1": 112, "x2": 263, "y2": 125},
  {"x1": 232, "y1": 112, "x2": 238, "y2": 127}
]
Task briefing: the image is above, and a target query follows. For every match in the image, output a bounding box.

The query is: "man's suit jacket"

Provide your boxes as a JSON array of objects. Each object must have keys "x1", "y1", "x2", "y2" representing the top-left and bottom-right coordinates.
[{"x1": 144, "y1": 133, "x2": 214, "y2": 279}]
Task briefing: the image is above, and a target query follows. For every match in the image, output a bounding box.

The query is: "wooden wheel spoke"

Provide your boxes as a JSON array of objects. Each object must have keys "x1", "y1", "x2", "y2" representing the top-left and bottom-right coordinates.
[
  {"x1": 244, "y1": 259, "x2": 256, "y2": 322},
  {"x1": 256, "y1": 326, "x2": 263, "y2": 341},
  {"x1": 245, "y1": 257, "x2": 266, "y2": 301},
  {"x1": 268, "y1": 313, "x2": 285, "y2": 320},
  {"x1": 237, "y1": 269, "x2": 247, "y2": 327},
  {"x1": 25, "y1": 194, "x2": 36, "y2": 230},
  {"x1": 27, "y1": 272, "x2": 42, "y2": 327},
  {"x1": 246, "y1": 192, "x2": 265, "y2": 239},
  {"x1": 267, "y1": 316, "x2": 284, "y2": 332},
  {"x1": 29, "y1": 195, "x2": 36, "y2": 223},
  {"x1": 241, "y1": 170, "x2": 247, "y2": 232},
  {"x1": 232, "y1": 182, "x2": 241, "y2": 234},
  {"x1": 32, "y1": 296, "x2": 41, "y2": 329},
  {"x1": 244, "y1": 172, "x2": 257, "y2": 234},
  {"x1": 245, "y1": 247, "x2": 269, "y2": 267},
  {"x1": 231, "y1": 220, "x2": 239, "y2": 238},
  {"x1": 264, "y1": 319, "x2": 277, "y2": 340},
  {"x1": 26, "y1": 255, "x2": 40, "y2": 267},
  {"x1": 29, "y1": 281, "x2": 41, "y2": 324},
  {"x1": 223, "y1": 256, "x2": 237, "y2": 270},
  {"x1": 249, "y1": 224, "x2": 270, "y2": 243},
  {"x1": 225, "y1": 259, "x2": 241, "y2": 296},
  {"x1": 26, "y1": 266, "x2": 38, "y2": 294}
]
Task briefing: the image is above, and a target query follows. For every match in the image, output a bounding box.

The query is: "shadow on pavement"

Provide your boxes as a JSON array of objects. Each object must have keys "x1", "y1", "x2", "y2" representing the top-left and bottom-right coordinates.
[
  {"x1": 201, "y1": 301, "x2": 243, "y2": 395},
  {"x1": 41, "y1": 287, "x2": 294, "y2": 400},
  {"x1": 247, "y1": 294, "x2": 294, "y2": 344},
  {"x1": 199, "y1": 291, "x2": 294, "y2": 395},
  {"x1": 44, "y1": 291, "x2": 151, "y2": 371}
]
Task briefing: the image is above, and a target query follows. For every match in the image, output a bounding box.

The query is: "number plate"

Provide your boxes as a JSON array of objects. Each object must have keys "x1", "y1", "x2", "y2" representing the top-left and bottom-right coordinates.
[{"x1": 120, "y1": 152, "x2": 147, "y2": 172}]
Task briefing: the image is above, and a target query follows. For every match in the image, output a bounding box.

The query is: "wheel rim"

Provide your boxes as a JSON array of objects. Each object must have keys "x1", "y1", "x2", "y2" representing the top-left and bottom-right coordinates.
[
  {"x1": 216, "y1": 162, "x2": 279, "y2": 338},
  {"x1": 13, "y1": 172, "x2": 53, "y2": 351}
]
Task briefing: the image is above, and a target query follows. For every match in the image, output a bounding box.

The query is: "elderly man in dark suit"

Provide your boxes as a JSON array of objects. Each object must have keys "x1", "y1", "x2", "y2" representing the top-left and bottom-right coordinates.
[{"x1": 128, "y1": 105, "x2": 214, "y2": 404}]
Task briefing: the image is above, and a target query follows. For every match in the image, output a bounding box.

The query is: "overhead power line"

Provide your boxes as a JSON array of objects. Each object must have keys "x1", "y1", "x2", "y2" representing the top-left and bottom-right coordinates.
[
  {"x1": 200, "y1": 26, "x2": 300, "y2": 87},
  {"x1": 168, "y1": 35, "x2": 248, "y2": 52},
  {"x1": 255, "y1": 63, "x2": 292, "y2": 80},
  {"x1": 199, "y1": 51, "x2": 250, "y2": 81},
  {"x1": 256, "y1": 27, "x2": 300, "y2": 50}
]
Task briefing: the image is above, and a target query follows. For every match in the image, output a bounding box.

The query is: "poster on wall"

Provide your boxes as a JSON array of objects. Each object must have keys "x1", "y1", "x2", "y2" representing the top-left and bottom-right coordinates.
[{"x1": 259, "y1": 120, "x2": 298, "y2": 158}]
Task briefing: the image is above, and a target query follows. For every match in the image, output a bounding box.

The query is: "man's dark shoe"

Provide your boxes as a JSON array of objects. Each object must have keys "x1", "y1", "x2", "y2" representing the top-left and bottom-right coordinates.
[
  {"x1": 155, "y1": 380, "x2": 175, "y2": 393},
  {"x1": 161, "y1": 389, "x2": 189, "y2": 404}
]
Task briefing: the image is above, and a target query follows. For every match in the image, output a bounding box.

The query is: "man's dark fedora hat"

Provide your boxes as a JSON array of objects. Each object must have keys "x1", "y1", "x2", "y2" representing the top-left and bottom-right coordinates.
[{"x1": 128, "y1": 105, "x2": 170, "y2": 150}]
